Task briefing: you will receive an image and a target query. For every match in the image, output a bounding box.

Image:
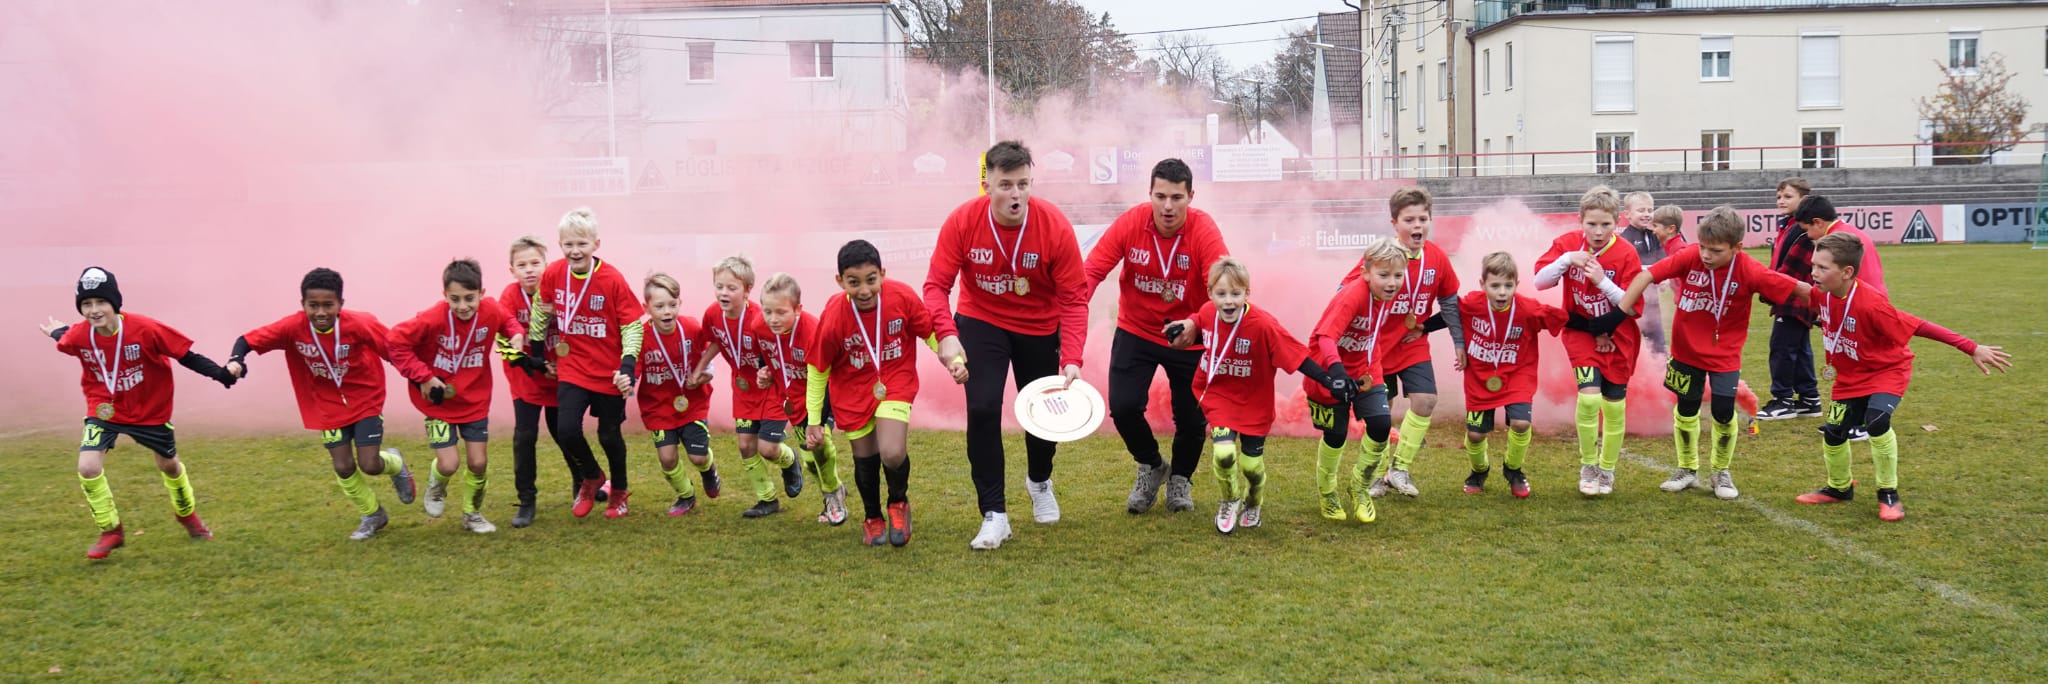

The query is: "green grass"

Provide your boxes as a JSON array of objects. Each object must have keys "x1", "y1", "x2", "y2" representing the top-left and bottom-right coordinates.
[{"x1": 4, "y1": 244, "x2": 2046, "y2": 681}]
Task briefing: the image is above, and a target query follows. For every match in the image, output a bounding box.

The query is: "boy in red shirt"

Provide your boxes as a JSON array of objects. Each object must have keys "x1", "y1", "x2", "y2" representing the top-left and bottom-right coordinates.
[
  {"x1": 42, "y1": 267, "x2": 235, "y2": 559},
  {"x1": 1307, "y1": 240, "x2": 1403, "y2": 525},
  {"x1": 924, "y1": 140, "x2": 1087, "y2": 549},
  {"x1": 1620, "y1": 207, "x2": 1810, "y2": 500},
  {"x1": 228, "y1": 268, "x2": 418, "y2": 541},
  {"x1": 1534, "y1": 186, "x2": 1640, "y2": 497},
  {"x1": 1169, "y1": 256, "x2": 1352, "y2": 535},
  {"x1": 496, "y1": 236, "x2": 568, "y2": 528},
  {"x1": 756, "y1": 273, "x2": 847, "y2": 525},
  {"x1": 388, "y1": 259, "x2": 524, "y2": 533},
  {"x1": 1792, "y1": 196, "x2": 1887, "y2": 294},
  {"x1": 1793, "y1": 233, "x2": 2010, "y2": 520},
  {"x1": 1082, "y1": 158, "x2": 1232, "y2": 516},
  {"x1": 1457, "y1": 253, "x2": 1569, "y2": 499},
  {"x1": 691, "y1": 255, "x2": 806, "y2": 519},
  {"x1": 527, "y1": 207, "x2": 645, "y2": 519},
  {"x1": 637, "y1": 273, "x2": 723, "y2": 517},
  {"x1": 805, "y1": 240, "x2": 968, "y2": 547}
]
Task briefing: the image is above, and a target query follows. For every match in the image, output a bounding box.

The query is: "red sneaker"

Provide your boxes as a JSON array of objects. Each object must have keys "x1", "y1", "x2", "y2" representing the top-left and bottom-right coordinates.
[
  {"x1": 87, "y1": 525, "x2": 125, "y2": 560},
  {"x1": 886, "y1": 501, "x2": 912, "y2": 547},
  {"x1": 604, "y1": 489, "x2": 631, "y2": 518},
  {"x1": 1877, "y1": 488, "x2": 1904, "y2": 522},
  {"x1": 176, "y1": 512, "x2": 213, "y2": 540},
  {"x1": 861, "y1": 517, "x2": 887, "y2": 546},
  {"x1": 571, "y1": 480, "x2": 600, "y2": 518},
  {"x1": 1795, "y1": 483, "x2": 1855, "y2": 505}
]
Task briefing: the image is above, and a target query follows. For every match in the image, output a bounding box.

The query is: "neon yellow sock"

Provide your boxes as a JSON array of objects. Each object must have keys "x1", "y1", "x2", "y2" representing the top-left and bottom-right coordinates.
[
  {"x1": 1393, "y1": 411, "x2": 1430, "y2": 470},
  {"x1": 692, "y1": 449, "x2": 716, "y2": 473},
  {"x1": 1240, "y1": 452, "x2": 1267, "y2": 508},
  {"x1": 771, "y1": 443, "x2": 797, "y2": 470},
  {"x1": 663, "y1": 461, "x2": 696, "y2": 497},
  {"x1": 1600, "y1": 398, "x2": 1627, "y2": 471},
  {"x1": 1822, "y1": 440, "x2": 1853, "y2": 490},
  {"x1": 1673, "y1": 408, "x2": 1701, "y2": 471},
  {"x1": 380, "y1": 449, "x2": 406, "y2": 478},
  {"x1": 161, "y1": 464, "x2": 196, "y2": 517},
  {"x1": 743, "y1": 454, "x2": 776, "y2": 503},
  {"x1": 1353, "y1": 436, "x2": 1389, "y2": 486},
  {"x1": 1504, "y1": 428, "x2": 1532, "y2": 470},
  {"x1": 1314, "y1": 440, "x2": 1345, "y2": 496},
  {"x1": 1710, "y1": 418, "x2": 1738, "y2": 471},
  {"x1": 1465, "y1": 436, "x2": 1489, "y2": 471},
  {"x1": 1211, "y1": 440, "x2": 1240, "y2": 501},
  {"x1": 1871, "y1": 430, "x2": 1899, "y2": 490},
  {"x1": 80, "y1": 473, "x2": 120, "y2": 531},
  {"x1": 1575, "y1": 393, "x2": 1603, "y2": 466},
  {"x1": 812, "y1": 439, "x2": 842, "y2": 492},
  {"x1": 336, "y1": 471, "x2": 380, "y2": 516},
  {"x1": 463, "y1": 470, "x2": 487, "y2": 514}
]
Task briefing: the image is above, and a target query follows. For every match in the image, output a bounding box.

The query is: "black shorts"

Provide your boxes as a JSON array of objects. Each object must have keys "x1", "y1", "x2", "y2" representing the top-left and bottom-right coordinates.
[
  {"x1": 80, "y1": 418, "x2": 177, "y2": 458},
  {"x1": 1825, "y1": 393, "x2": 1902, "y2": 434},
  {"x1": 1663, "y1": 359, "x2": 1739, "y2": 402},
  {"x1": 321, "y1": 416, "x2": 385, "y2": 450},
  {"x1": 736, "y1": 418, "x2": 789, "y2": 442},
  {"x1": 426, "y1": 417, "x2": 489, "y2": 449},
  {"x1": 1464, "y1": 403, "x2": 1533, "y2": 434},
  {"x1": 1574, "y1": 366, "x2": 1629, "y2": 400},
  {"x1": 652, "y1": 421, "x2": 712, "y2": 456},
  {"x1": 1209, "y1": 427, "x2": 1267, "y2": 457},
  {"x1": 1383, "y1": 362, "x2": 1438, "y2": 397},
  {"x1": 1308, "y1": 383, "x2": 1393, "y2": 432}
]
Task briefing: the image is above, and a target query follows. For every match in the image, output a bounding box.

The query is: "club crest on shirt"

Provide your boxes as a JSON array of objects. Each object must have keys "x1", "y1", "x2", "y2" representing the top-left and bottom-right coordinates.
[
  {"x1": 590, "y1": 295, "x2": 606, "y2": 311},
  {"x1": 888, "y1": 318, "x2": 903, "y2": 335},
  {"x1": 1234, "y1": 338, "x2": 1251, "y2": 354},
  {"x1": 969, "y1": 248, "x2": 996, "y2": 265},
  {"x1": 1022, "y1": 252, "x2": 1040, "y2": 269},
  {"x1": 1845, "y1": 317, "x2": 1857, "y2": 333},
  {"x1": 1421, "y1": 269, "x2": 1436, "y2": 286},
  {"x1": 124, "y1": 343, "x2": 141, "y2": 361},
  {"x1": 1176, "y1": 254, "x2": 1190, "y2": 270}
]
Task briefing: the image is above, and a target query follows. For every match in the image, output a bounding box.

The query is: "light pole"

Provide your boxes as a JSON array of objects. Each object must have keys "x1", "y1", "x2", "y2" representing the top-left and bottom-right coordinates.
[
  {"x1": 1239, "y1": 77, "x2": 1266, "y2": 145},
  {"x1": 986, "y1": 0, "x2": 995, "y2": 146}
]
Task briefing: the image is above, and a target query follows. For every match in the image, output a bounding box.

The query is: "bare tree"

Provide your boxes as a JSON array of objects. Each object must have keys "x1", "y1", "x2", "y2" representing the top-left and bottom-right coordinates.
[
  {"x1": 1151, "y1": 33, "x2": 1230, "y2": 95},
  {"x1": 1916, "y1": 53, "x2": 2033, "y2": 164},
  {"x1": 507, "y1": 5, "x2": 643, "y2": 153},
  {"x1": 902, "y1": 0, "x2": 1135, "y2": 112}
]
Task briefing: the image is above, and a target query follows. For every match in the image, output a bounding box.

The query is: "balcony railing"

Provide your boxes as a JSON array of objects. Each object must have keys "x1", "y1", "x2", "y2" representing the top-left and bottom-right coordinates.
[
  {"x1": 1474, "y1": 0, "x2": 1948, "y2": 31},
  {"x1": 1285, "y1": 139, "x2": 2046, "y2": 180}
]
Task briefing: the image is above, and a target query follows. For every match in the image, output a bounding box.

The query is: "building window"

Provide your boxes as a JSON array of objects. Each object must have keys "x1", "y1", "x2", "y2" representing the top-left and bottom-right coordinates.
[
  {"x1": 1398, "y1": 73, "x2": 1408, "y2": 111},
  {"x1": 1949, "y1": 31, "x2": 1980, "y2": 73},
  {"x1": 1506, "y1": 135, "x2": 1514, "y2": 157},
  {"x1": 1482, "y1": 49, "x2": 1492, "y2": 94},
  {"x1": 1593, "y1": 36, "x2": 1635, "y2": 113},
  {"x1": 1799, "y1": 33, "x2": 1841, "y2": 108},
  {"x1": 1596, "y1": 133, "x2": 1632, "y2": 174},
  {"x1": 1700, "y1": 35, "x2": 1731, "y2": 81},
  {"x1": 1482, "y1": 138, "x2": 1492, "y2": 173},
  {"x1": 788, "y1": 40, "x2": 835, "y2": 79},
  {"x1": 1437, "y1": 59, "x2": 1447, "y2": 101},
  {"x1": 1506, "y1": 42, "x2": 1515, "y2": 89},
  {"x1": 687, "y1": 42, "x2": 715, "y2": 82},
  {"x1": 1415, "y1": 16, "x2": 1424, "y2": 51},
  {"x1": 1802, "y1": 128, "x2": 1840, "y2": 168},
  {"x1": 1700, "y1": 131, "x2": 1731, "y2": 171},
  {"x1": 569, "y1": 44, "x2": 607, "y2": 85},
  {"x1": 1416, "y1": 65, "x2": 1426, "y2": 130}
]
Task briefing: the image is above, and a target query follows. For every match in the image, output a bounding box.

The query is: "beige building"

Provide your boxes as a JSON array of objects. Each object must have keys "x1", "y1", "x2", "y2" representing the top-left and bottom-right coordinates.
[{"x1": 1326, "y1": 1, "x2": 1483, "y2": 178}]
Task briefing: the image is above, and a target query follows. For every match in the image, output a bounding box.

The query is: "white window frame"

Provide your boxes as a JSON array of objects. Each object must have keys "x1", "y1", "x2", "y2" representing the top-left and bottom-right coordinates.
[
  {"x1": 1798, "y1": 31, "x2": 1842, "y2": 110},
  {"x1": 1415, "y1": 65, "x2": 1426, "y2": 130},
  {"x1": 1949, "y1": 29, "x2": 1981, "y2": 75},
  {"x1": 1592, "y1": 35, "x2": 1636, "y2": 114},
  {"x1": 687, "y1": 42, "x2": 715, "y2": 83},
  {"x1": 1595, "y1": 132, "x2": 1633, "y2": 174},
  {"x1": 1801, "y1": 126, "x2": 1841, "y2": 169},
  {"x1": 1437, "y1": 59, "x2": 1448, "y2": 101},
  {"x1": 1398, "y1": 73, "x2": 1408, "y2": 111},
  {"x1": 787, "y1": 40, "x2": 836, "y2": 80},
  {"x1": 1482, "y1": 48, "x2": 1492, "y2": 94},
  {"x1": 1505, "y1": 42, "x2": 1515, "y2": 90},
  {"x1": 1416, "y1": 15, "x2": 1425, "y2": 51},
  {"x1": 1700, "y1": 130, "x2": 1731, "y2": 171},
  {"x1": 569, "y1": 44, "x2": 607, "y2": 86},
  {"x1": 1699, "y1": 34, "x2": 1732, "y2": 82}
]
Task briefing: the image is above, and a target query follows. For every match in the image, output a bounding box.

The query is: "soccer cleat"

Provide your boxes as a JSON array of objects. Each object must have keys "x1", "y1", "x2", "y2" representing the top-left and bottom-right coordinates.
[
  {"x1": 387, "y1": 450, "x2": 417, "y2": 505},
  {"x1": 511, "y1": 502, "x2": 536, "y2": 528},
  {"x1": 1503, "y1": 467, "x2": 1531, "y2": 499},
  {"x1": 1388, "y1": 469, "x2": 1419, "y2": 497},
  {"x1": 781, "y1": 459, "x2": 805, "y2": 499},
  {"x1": 702, "y1": 466, "x2": 723, "y2": 499},
  {"x1": 175, "y1": 512, "x2": 213, "y2": 540},
  {"x1": 571, "y1": 480, "x2": 600, "y2": 518},
  {"x1": 969, "y1": 511, "x2": 1012, "y2": 550},
  {"x1": 1164, "y1": 475, "x2": 1195, "y2": 512},
  {"x1": 1796, "y1": 483, "x2": 1856, "y2": 504},
  {"x1": 423, "y1": 476, "x2": 449, "y2": 518},
  {"x1": 1238, "y1": 505, "x2": 1262, "y2": 529},
  {"x1": 1214, "y1": 499, "x2": 1241, "y2": 534},
  {"x1": 461, "y1": 511, "x2": 497, "y2": 534},
  {"x1": 350, "y1": 506, "x2": 389, "y2": 541},
  {"x1": 1368, "y1": 475, "x2": 1393, "y2": 499},
  {"x1": 597, "y1": 480, "x2": 611, "y2": 503},
  {"x1": 742, "y1": 499, "x2": 781, "y2": 518},
  {"x1": 1126, "y1": 462, "x2": 1168, "y2": 514},
  {"x1": 1578, "y1": 464, "x2": 1601, "y2": 496},
  {"x1": 1710, "y1": 470, "x2": 1740, "y2": 500},
  {"x1": 603, "y1": 489, "x2": 631, "y2": 518},
  {"x1": 86, "y1": 525, "x2": 126, "y2": 560},
  {"x1": 862, "y1": 517, "x2": 888, "y2": 546},
  {"x1": 1876, "y1": 488, "x2": 1904, "y2": 521},
  {"x1": 1352, "y1": 493, "x2": 1377, "y2": 524},
  {"x1": 1847, "y1": 427, "x2": 1870, "y2": 442},
  {"x1": 1597, "y1": 468, "x2": 1616, "y2": 495},
  {"x1": 817, "y1": 487, "x2": 849, "y2": 526},
  {"x1": 1660, "y1": 468, "x2": 1699, "y2": 493},
  {"x1": 1026, "y1": 479, "x2": 1060, "y2": 524},
  {"x1": 1319, "y1": 493, "x2": 1347, "y2": 521},
  {"x1": 1463, "y1": 468, "x2": 1489, "y2": 495},
  {"x1": 886, "y1": 501, "x2": 912, "y2": 547},
  {"x1": 669, "y1": 495, "x2": 698, "y2": 517}
]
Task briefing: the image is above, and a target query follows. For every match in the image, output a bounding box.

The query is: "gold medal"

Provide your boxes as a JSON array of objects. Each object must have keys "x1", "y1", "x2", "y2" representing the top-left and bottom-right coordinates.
[
  {"x1": 1822, "y1": 365, "x2": 1836, "y2": 381},
  {"x1": 1484, "y1": 376, "x2": 1503, "y2": 392},
  {"x1": 1014, "y1": 277, "x2": 1030, "y2": 296},
  {"x1": 739, "y1": 379, "x2": 750, "y2": 392},
  {"x1": 442, "y1": 384, "x2": 458, "y2": 399},
  {"x1": 1405, "y1": 313, "x2": 1420, "y2": 330},
  {"x1": 95, "y1": 403, "x2": 114, "y2": 421},
  {"x1": 873, "y1": 381, "x2": 887, "y2": 400},
  {"x1": 784, "y1": 399, "x2": 795, "y2": 416},
  {"x1": 673, "y1": 395, "x2": 689, "y2": 412},
  {"x1": 553, "y1": 341, "x2": 570, "y2": 357},
  {"x1": 1163, "y1": 289, "x2": 1177, "y2": 303}
]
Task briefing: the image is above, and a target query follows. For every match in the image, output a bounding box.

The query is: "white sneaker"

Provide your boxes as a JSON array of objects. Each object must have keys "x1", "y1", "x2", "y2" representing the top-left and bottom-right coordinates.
[
  {"x1": 424, "y1": 475, "x2": 449, "y2": 518},
  {"x1": 1368, "y1": 475, "x2": 1392, "y2": 499},
  {"x1": 461, "y1": 511, "x2": 496, "y2": 534},
  {"x1": 1026, "y1": 478, "x2": 1060, "y2": 524},
  {"x1": 1387, "y1": 469, "x2": 1419, "y2": 497},
  {"x1": 1578, "y1": 464, "x2": 1601, "y2": 496},
  {"x1": 968, "y1": 511, "x2": 1012, "y2": 550},
  {"x1": 1597, "y1": 468, "x2": 1616, "y2": 495},
  {"x1": 1710, "y1": 469, "x2": 1740, "y2": 500},
  {"x1": 1660, "y1": 469, "x2": 1698, "y2": 493},
  {"x1": 1215, "y1": 499, "x2": 1241, "y2": 534},
  {"x1": 1238, "y1": 505, "x2": 1262, "y2": 529}
]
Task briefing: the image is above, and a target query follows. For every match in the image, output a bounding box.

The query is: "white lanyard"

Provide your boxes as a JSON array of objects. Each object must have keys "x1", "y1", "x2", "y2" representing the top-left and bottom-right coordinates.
[
  {"x1": 308, "y1": 317, "x2": 346, "y2": 393},
  {"x1": 1203, "y1": 307, "x2": 1246, "y2": 386},
  {"x1": 557, "y1": 259, "x2": 599, "y2": 338},
  {"x1": 849, "y1": 291, "x2": 885, "y2": 375},
  {"x1": 1152, "y1": 231, "x2": 1182, "y2": 283},
  {"x1": 1705, "y1": 261, "x2": 1735, "y2": 331},
  {"x1": 986, "y1": 204, "x2": 1029, "y2": 274},
  {"x1": 91, "y1": 319, "x2": 125, "y2": 396},
  {"x1": 445, "y1": 305, "x2": 480, "y2": 370},
  {"x1": 651, "y1": 321, "x2": 686, "y2": 384},
  {"x1": 1402, "y1": 248, "x2": 1424, "y2": 305},
  {"x1": 718, "y1": 305, "x2": 746, "y2": 363},
  {"x1": 1363, "y1": 295, "x2": 1393, "y2": 364},
  {"x1": 1487, "y1": 297, "x2": 1517, "y2": 352},
  {"x1": 774, "y1": 315, "x2": 800, "y2": 391},
  {"x1": 1822, "y1": 282, "x2": 1859, "y2": 354}
]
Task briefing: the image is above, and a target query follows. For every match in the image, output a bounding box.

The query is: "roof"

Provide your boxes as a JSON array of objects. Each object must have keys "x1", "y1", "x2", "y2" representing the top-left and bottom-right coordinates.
[
  {"x1": 1317, "y1": 12, "x2": 1362, "y2": 126},
  {"x1": 517, "y1": 0, "x2": 890, "y2": 11}
]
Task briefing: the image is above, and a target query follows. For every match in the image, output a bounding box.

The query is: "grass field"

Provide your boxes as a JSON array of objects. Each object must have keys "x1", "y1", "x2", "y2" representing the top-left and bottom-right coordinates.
[{"x1": 4, "y1": 244, "x2": 2046, "y2": 681}]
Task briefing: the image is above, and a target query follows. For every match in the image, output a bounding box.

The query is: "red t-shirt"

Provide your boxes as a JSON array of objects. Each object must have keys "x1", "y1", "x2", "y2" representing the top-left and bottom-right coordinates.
[
  {"x1": 243, "y1": 310, "x2": 390, "y2": 430},
  {"x1": 1535, "y1": 232, "x2": 1644, "y2": 380},
  {"x1": 1343, "y1": 241, "x2": 1460, "y2": 374},
  {"x1": 636, "y1": 318, "x2": 716, "y2": 431},
  {"x1": 1824, "y1": 222, "x2": 1889, "y2": 296},
  {"x1": 539, "y1": 258, "x2": 645, "y2": 395},
  {"x1": 1303, "y1": 279, "x2": 1394, "y2": 404},
  {"x1": 923, "y1": 195, "x2": 1089, "y2": 366},
  {"x1": 1810, "y1": 283, "x2": 1921, "y2": 399},
  {"x1": 1458, "y1": 292, "x2": 1569, "y2": 411},
  {"x1": 811, "y1": 279, "x2": 937, "y2": 431},
  {"x1": 387, "y1": 299, "x2": 518, "y2": 424},
  {"x1": 1191, "y1": 302, "x2": 1309, "y2": 437},
  {"x1": 1650, "y1": 245, "x2": 1802, "y2": 373},
  {"x1": 56, "y1": 312, "x2": 194, "y2": 425},
  {"x1": 1082, "y1": 204, "x2": 1231, "y2": 348},
  {"x1": 702, "y1": 301, "x2": 780, "y2": 421},
  {"x1": 498, "y1": 282, "x2": 559, "y2": 408},
  {"x1": 758, "y1": 310, "x2": 821, "y2": 424}
]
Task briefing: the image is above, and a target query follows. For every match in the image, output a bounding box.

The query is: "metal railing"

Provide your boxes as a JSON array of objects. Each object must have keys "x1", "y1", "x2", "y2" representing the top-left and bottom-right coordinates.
[
  {"x1": 1474, "y1": 0, "x2": 1949, "y2": 31},
  {"x1": 1291, "y1": 139, "x2": 2048, "y2": 180}
]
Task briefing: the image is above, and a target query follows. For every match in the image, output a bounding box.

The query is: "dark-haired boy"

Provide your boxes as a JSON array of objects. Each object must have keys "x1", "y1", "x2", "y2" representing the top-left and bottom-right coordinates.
[{"x1": 389, "y1": 258, "x2": 525, "y2": 533}]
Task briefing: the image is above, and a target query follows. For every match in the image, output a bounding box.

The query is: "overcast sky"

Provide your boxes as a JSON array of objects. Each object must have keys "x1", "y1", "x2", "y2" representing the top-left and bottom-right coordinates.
[{"x1": 1072, "y1": 0, "x2": 1353, "y2": 71}]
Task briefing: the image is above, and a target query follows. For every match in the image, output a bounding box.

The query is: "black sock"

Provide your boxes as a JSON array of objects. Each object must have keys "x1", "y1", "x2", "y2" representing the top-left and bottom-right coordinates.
[
  {"x1": 854, "y1": 456, "x2": 883, "y2": 519},
  {"x1": 884, "y1": 456, "x2": 910, "y2": 504}
]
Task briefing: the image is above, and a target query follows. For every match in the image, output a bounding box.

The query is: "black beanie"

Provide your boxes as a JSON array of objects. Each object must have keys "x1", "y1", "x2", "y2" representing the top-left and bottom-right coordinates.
[{"x1": 76, "y1": 266, "x2": 122, "y2": 314}]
